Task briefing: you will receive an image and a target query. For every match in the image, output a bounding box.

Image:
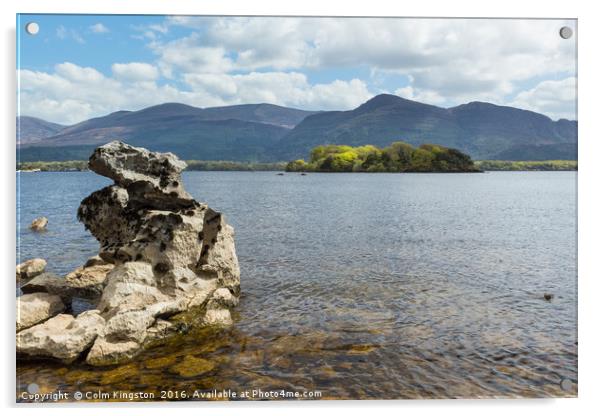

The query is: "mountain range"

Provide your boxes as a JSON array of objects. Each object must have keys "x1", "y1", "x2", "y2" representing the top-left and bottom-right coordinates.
[
  {"x1": 17, "y1": 116, "x2": 66, "y2": 145},
  {"x1": 17, "y1": 94, "x2": 577, "y2": 162}
]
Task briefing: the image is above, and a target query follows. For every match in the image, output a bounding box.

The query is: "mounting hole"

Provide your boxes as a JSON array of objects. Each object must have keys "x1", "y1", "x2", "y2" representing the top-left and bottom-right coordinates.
[
  {"x1": 25, "y1": 22, "x2": 39, "y2": 35},
  {"x1": 559, "y1": 26, "x2": 573, "y2": 39},
  {"x1": 27, "y1": 383, "x2": 40, "y2": 394},
  {"x1": 560, "y1": 378, "x2": 573, "y2": 391}
]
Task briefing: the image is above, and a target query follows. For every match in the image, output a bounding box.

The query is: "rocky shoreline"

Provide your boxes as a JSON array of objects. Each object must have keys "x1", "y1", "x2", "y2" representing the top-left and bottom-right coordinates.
[{"x1": 16, "y1": 141, "x2": 240, "y2": 366}]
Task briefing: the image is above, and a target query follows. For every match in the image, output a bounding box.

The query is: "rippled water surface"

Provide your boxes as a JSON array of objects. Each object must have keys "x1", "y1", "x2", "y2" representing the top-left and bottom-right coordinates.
[{"x1": 17, "y1": 171, "x2": 577, "y2": 400}]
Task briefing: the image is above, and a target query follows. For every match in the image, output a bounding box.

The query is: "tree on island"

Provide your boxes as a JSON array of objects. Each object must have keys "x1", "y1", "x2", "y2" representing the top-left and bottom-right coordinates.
[{"x1": 286, "y1": 141, "x2": 480, "y2": 173}]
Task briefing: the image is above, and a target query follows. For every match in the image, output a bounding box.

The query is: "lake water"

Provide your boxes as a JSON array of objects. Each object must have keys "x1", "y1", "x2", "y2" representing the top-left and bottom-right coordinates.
[{"x1": 16, "y1": 171, "x2": 577, "y2": 400}]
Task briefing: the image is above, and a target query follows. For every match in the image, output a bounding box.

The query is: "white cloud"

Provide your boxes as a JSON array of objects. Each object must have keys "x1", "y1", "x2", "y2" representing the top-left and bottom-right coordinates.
[
  {"x1": 90, "y1": 23, "x2": 109, "y2": 34},
  {"x1": 165, "y1": 17, "x2": 576, "y2": 112},
  {"x1": 19, "y1": 63, "x2": 175, "y2": 124},
  {"x1": 21, "y1": 18, "x2": 577, "y2": 123},
  {"x1": 169, "y1": 17, "x2": 575, "y2": 73},
  {"x1": 111, "y1": 62, "x2": 159, "y2": 82},
  {"x1": 56, "y1": 25, "x2": 85, "y2": 44},
  {"x1": 509, "y1": 77, "x2": 576, "y2": 120},
  {"x1": 395, "y1": 85, "x2": 446, "y2": 106},
  {"x1": 18, "y1": 62, "x2": 373, "y2": 124},
  {"x1": 56, "y1": 25, "x2": 67, "y2": 39},
  {"x1": 150, "y1": 34, "x2": 233, "y2": 76},
  {"x1": 184, "y1": 71, "x2": 372, "y2": 110}
]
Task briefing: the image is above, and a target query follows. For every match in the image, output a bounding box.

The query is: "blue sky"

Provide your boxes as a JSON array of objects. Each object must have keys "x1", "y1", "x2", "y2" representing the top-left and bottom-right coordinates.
[{"x1": 17, "y1": 14, "x2": 577, "y2": 124}]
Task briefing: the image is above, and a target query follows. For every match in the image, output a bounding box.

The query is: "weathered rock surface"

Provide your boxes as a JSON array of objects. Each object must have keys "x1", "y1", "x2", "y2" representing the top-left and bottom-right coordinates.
[
  {"x1": 16, "y1": 258, "x2": 46, "y2": 280},
  {"x1": 202, "y1": 287, "x2": 240, "y2": 326},
  {"x1": 20, "y1": 273, "x2": 66, "y2": 296},
  {"x1": 65, "y1": 263, "x2": 114, "y2": 296},
  {"x1": 16, "y1": 141, "x2": 240, "y2": 366},
  {"x1": 16, "y1": 293, "x2": 65, "y2": 331},
  {"x1": 20, "y1": 266, "x2": 111, "y2": 303},
  {"x1": 16, "y1": 310, "x2": 105, "y2": 363},
  {"x1": 30, "y1": 217, "x2": 48, "y2": 231}
]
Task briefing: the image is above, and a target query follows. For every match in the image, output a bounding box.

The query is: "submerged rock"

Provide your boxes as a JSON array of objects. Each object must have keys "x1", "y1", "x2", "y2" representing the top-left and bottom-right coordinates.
[
  {"x1": 16, "y1": 258, "x2": 47, "y2": 280},
  {"x1": 170, "y1": 355, "x2": 215, "y2": 377},
  {"x1": 30, "y1": 217, "x2": 48, "y2": 231},
  {"x1": 16, "y1": 141, "x2": 240, "y2": 366},
  {"x1": 16, "y1": 292, "x2": 65, "y2": 331}
]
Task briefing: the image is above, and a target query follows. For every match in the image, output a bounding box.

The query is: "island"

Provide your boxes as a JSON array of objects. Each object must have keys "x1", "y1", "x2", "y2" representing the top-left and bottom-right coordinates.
[{"x1": 285, "y1": 142, "x2": 481, "y2": 173}]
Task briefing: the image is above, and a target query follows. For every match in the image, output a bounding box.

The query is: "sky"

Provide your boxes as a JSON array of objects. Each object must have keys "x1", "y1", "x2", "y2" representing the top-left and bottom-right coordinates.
[{"x1": 16, "y1": 15, "x2": 577, "y2": 125}]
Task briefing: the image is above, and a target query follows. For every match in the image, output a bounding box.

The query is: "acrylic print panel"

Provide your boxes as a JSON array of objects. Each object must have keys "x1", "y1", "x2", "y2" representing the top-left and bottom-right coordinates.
[{"x1": 16, "y1": 14, "x2": 577, "y2": 402}]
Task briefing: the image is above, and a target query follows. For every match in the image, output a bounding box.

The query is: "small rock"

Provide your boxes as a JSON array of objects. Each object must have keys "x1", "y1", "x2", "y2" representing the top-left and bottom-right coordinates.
[
  {"x1": 16, "y1": 292, "x2": 65, "y2": 331},
  {"x1": 83, "y1": 255, "x2": 110, "y2": 268},
  {"x1": 20, "y1": 273, "x2": 66, "y2": 295},
  {"x1": 17, "y1": 310, "x2": 105, "y2": 363},
  {"x1": 30, "y1": 217, "x2": 48, "y2": 231},
  {"x1": 207, "y1": 288, "x2": 238, "y2": 309},
  {"x1": 145, "y1": 319, "x2": 175, "y2": 340},
  {"x1": 203, "y1": 308, "x2": 233, "y2": 326},
  {"x1": 85, "y1": 338, "x2": 141, "y2": 366},
  {"x1": 16, "y1": 258, "x2": 46, "y2": 280},
  {"x1": 544, "y1": 293, "x2": 554, "y2": 301},
  {"x1": 65, "y1": 263, "x2": 114, "y2": 294},
  {"x1": 20, "y1": 272, "x2": 104, "y2": 303}
]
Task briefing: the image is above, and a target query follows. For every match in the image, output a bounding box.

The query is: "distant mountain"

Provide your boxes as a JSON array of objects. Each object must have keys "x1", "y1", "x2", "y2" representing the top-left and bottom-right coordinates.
[
  {"x1": 17, "y1": 103, "x2": 317, "y2": 162},
  {"x1": 195, "y1": 103, "x2": 318, "y2": 128},
  {"x1": 276, "y1": 94, "x2": 577, "y2": 160},
  {"x1": 17, "y1": 116, "x2": 65, "y2": 145},
  {"x1": 17, "y1": 95, "x2": 577, "y2": 162}
]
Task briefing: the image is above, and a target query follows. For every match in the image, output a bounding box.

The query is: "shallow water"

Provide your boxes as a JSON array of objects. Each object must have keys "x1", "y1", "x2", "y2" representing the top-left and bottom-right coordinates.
[{"x1": 16, "y1": 171, "x2": 577, "y2": 400}]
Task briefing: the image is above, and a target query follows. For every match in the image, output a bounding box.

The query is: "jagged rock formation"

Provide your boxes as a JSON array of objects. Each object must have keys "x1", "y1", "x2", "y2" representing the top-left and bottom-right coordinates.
[{"x1": 16, "y1": 141, "x2": 240, "y2": 365}]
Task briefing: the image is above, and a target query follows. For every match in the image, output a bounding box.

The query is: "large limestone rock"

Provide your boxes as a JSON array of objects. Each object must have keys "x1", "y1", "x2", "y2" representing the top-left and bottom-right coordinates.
[
  {"x1": 16, "y1": 293, "x2": 65, "y2": 331},
  {"x1": 16, "y1": 141, "x2": 240, "y2": 366},
  {"x1": 76, "y1": 141, "x2": 240, "y2": 365},
  {"x1": 16, "y1": 310, "x2": 105, "y2": 363},
  {"x1": 16, "y1": 258, "x2": 46, "y2": 280}
]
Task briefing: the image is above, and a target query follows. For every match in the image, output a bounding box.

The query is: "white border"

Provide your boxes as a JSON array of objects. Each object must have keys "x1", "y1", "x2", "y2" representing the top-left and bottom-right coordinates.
[{"x1": 2, "y1": 0, "x2": 601, "y2": 415}]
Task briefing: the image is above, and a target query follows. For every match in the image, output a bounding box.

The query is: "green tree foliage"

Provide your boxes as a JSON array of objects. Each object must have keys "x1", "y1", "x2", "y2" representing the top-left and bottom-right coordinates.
[
  {"x1": 285, "y1": 159, "x2": 309, "y2": 172},
  {"x1": 17, "y1": 160, "x2": 89, "y2": 172},
  {"x1": 185, "y1": 160, "x2": 286, "y2": 171},
  {"x1": 286, "y1": 141, "x2": 480, "y2": 173}
]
